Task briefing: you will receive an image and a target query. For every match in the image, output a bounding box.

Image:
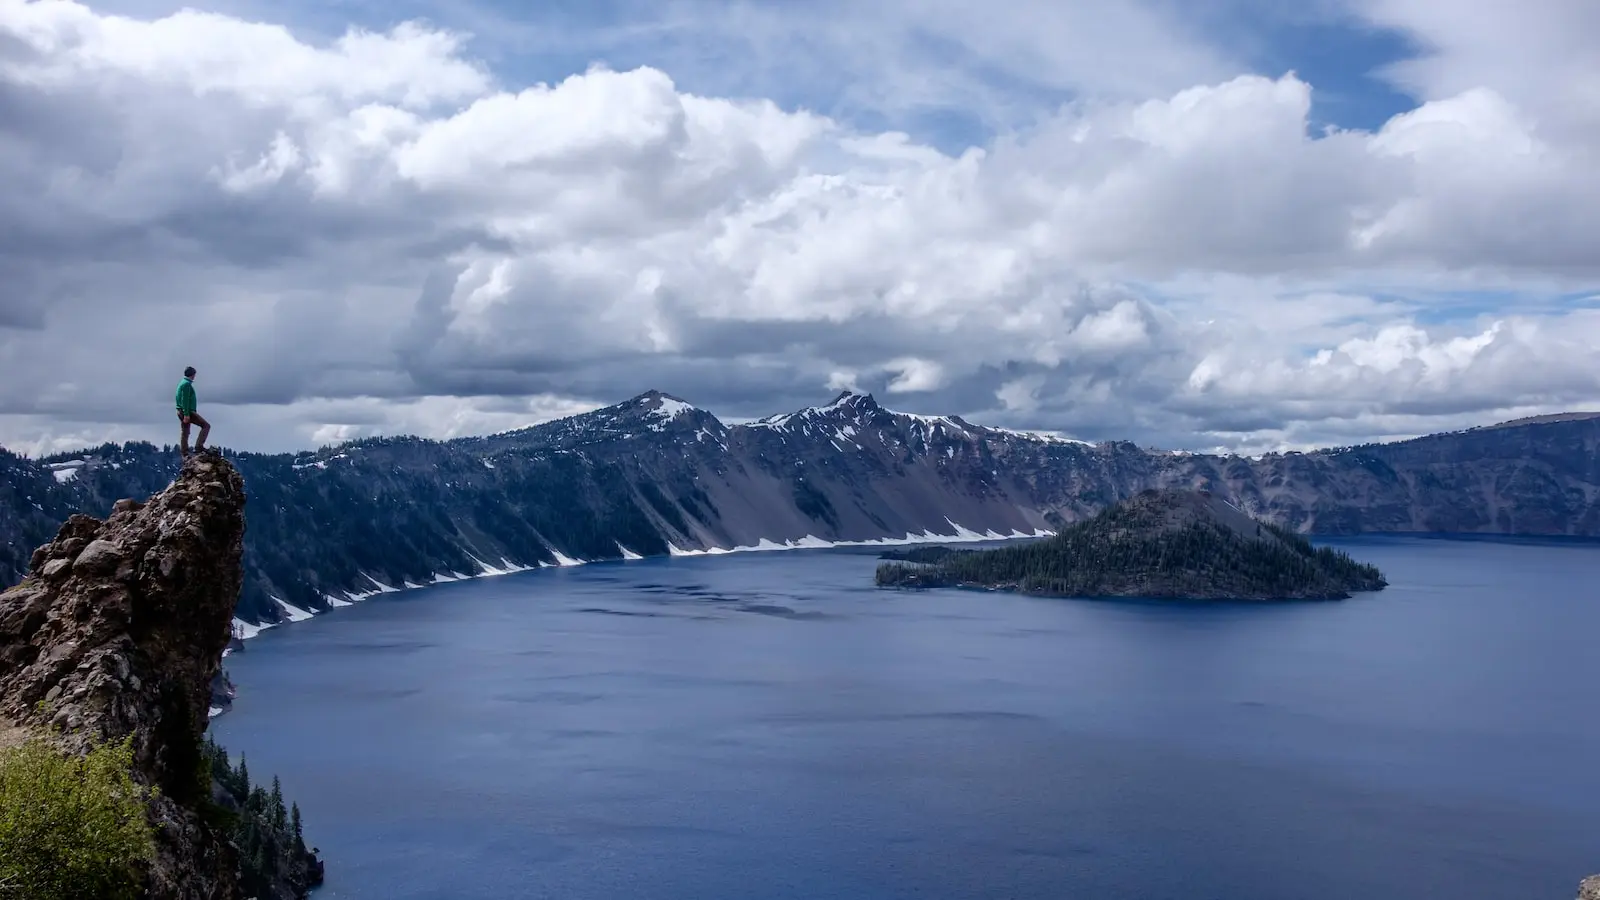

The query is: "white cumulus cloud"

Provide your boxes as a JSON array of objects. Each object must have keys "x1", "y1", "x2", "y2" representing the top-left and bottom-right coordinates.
[{"x1": 0, "y1": 0, "x2": 1596, "y2": 456}]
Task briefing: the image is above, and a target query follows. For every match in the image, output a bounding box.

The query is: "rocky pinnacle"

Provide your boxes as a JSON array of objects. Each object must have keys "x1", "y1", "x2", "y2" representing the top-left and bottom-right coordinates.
[{"x1": 0, "y1": 451, "x2": 247, "y2": 900}]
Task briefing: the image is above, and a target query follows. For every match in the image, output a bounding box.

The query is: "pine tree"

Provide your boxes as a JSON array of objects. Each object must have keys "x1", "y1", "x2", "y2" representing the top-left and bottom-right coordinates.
[
  {"x1": 270, "y1": 776, "x2": 288, "y2": 833},
  {"x1": 291, "y1": 802, "x2": 305, "y2": 854}
]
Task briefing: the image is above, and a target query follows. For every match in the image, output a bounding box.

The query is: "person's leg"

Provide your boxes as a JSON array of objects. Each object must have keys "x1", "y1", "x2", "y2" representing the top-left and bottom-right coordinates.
[
  {"x1": 179, "y1": 414, "x2": 192, "y2": 456},
  {"x1": 190, "y1": 412, "x2": 211, "y2": 451}
]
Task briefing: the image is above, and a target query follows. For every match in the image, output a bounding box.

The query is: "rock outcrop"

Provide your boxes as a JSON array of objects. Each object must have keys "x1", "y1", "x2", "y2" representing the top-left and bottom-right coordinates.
[
  {"x1": 0, "y1": 453, "x2": 263, "y2": 898},
  {"x1": 1580, "y1": 875, "x2": 1600, "y2": 899}
]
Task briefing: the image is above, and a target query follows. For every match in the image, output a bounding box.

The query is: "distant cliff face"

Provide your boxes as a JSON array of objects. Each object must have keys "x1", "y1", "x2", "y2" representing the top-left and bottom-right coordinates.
[
  {"x1": 1, "y1": 393, "x2": 1597, "y2": 625},
  {"x1": 0, "y1": 454, "x2": 247, "y2": 899}
]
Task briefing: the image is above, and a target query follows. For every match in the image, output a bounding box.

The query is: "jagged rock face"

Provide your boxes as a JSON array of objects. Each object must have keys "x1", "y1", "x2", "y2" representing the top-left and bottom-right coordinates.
[
  {"x1": 1580, "y1": 875, "x2": 1600, "y2": 900},
  {"x1": 1, "y1": 394, "x2": 1598, "y2": 625},
  {"x1": 0, "y1": 452, "x2": 246, "y2": 900}
]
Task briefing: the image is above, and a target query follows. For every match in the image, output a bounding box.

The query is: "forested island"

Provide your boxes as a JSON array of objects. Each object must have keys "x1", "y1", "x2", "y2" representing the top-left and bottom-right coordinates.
[{"x1": 875, "y1": 489, "x2": 1388, "y2": 601}]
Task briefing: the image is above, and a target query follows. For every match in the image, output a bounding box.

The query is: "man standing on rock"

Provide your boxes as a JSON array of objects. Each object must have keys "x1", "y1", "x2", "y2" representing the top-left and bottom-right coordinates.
[{"x1": 175, "y1": 366, "x2": 210, "y2": 457}]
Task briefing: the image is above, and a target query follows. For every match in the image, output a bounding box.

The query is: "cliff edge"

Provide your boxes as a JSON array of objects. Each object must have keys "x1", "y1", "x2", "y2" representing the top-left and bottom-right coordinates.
[{"x1": 0, "y1": 452, "x2": 312, "y2": 898}]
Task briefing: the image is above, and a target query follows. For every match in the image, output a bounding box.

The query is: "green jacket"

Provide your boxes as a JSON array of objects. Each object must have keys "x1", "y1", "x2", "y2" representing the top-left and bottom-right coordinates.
[{"x1": 175, "y1": 378, "x2": 197, "y2": 416}]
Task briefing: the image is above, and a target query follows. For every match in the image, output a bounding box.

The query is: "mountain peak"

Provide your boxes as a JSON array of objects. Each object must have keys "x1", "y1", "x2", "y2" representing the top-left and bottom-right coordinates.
[
  {"x1": 750, "y1": 390, "x2": 889, "y2": 431},
  {"x1": 629, "y1": 389, "x2": 689, "y2": 404},
  {"x1": 1117, "y1": 488, "x2": 1267, "y2": 540},
  {"x1": 825, "y1": 390, "x2": 879, "y2": 411},
  {"x1": 626, "y1": 391, "x2": 707, "y2": 430}
]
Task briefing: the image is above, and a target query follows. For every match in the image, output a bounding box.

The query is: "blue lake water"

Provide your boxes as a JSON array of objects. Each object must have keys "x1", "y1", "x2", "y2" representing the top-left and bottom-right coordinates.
[{"x1": 210, "y1": 537, "x2": 1600, "y2": 899}]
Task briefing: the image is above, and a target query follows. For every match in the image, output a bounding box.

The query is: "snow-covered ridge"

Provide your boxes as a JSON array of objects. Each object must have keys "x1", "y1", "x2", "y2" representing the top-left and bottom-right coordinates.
[
  {"x1": 466, "y1": 389, "x2": 1092, "y2": 452},
  {"x1": 983, "y1": 426, "x2": 1093, "y2": 446},
  {"x1": 747, "y1": 390, "x2": 878, "y2": 431},
  {"x1": 740, "y1": 392, "x2": 1088, "y2": 448}
]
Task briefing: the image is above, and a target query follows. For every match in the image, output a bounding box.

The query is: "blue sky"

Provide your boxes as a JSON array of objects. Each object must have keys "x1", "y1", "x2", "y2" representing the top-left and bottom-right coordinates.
[
  {"x1": 100, "y1": 0, "x2": 1428, "y2": 149},
  {"x1": 1183, "y1": 3, "x2": 1422, "y2": 133}
]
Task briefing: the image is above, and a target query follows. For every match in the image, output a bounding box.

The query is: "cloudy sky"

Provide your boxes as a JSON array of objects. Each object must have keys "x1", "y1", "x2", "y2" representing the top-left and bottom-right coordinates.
[{"x1": 2, "y1": 0, "x2": 1597, "y2": 457}]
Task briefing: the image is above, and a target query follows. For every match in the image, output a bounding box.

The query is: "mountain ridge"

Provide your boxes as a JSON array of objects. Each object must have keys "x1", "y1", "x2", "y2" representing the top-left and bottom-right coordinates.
[{"x1": 3, "y1": 391, "x2": 1598, "y2": 625}]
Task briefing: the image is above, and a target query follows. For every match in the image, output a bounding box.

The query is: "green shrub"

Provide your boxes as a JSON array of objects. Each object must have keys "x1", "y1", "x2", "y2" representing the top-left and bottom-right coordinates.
[{"x1": 0, "y1": 734, "x2": 157, "y2": 900}]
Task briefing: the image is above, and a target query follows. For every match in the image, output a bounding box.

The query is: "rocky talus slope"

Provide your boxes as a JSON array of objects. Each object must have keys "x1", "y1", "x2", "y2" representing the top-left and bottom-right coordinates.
[{"x1": 0, "y1": 452, "x2": 319, "y2": 899}]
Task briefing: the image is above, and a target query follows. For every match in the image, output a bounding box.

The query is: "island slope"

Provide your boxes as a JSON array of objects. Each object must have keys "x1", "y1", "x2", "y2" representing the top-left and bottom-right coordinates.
[{"x1": 875, "y1": 489, "x2": 1388, "y2": 601}]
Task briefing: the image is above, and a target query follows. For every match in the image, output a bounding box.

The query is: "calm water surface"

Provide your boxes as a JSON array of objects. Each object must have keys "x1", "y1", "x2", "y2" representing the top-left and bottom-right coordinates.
[{"x1": 211, "y1": 537, "x2": 1600, "y2": 899}]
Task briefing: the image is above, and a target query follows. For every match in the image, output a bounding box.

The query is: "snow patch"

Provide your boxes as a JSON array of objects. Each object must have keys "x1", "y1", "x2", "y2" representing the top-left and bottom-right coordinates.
[
  {"x1": 224, "y1": 525, "x2": 1048, "y2": 644},
  {"x1": 645, "y1": 396, "x2": 697, "y2": 431},
  {"x1": 988, "y1": 427, "x2": 1092, "y2": 446},
  {"x1": 232, "y1": 617, "x2": 275, "y2": 640},
  {"x1": 653, "y1": 397, "x2": 694, "y2": 419},
  {"x1": 663, "y1": 522, "x2": 1049, "y2": 556},
  {"x1": 274, "y1": 597, "x2": 315, "y2": 622},
  {"x1": 466, "y1": 554, "x2": 511, "y2": 577},
  {"x1": 52, "y1": 466, "x2": 79, "y2": 484},
  {"x1": 943, "y1": 518, "x2": 988, "y2": 540}
]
